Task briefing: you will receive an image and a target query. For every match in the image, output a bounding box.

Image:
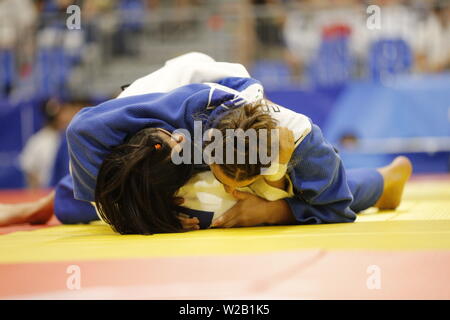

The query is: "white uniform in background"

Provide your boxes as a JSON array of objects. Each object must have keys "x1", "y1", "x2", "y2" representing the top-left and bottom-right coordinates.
[{"x1": 20, "y1": 127, "x2": 60, "y2": 188}]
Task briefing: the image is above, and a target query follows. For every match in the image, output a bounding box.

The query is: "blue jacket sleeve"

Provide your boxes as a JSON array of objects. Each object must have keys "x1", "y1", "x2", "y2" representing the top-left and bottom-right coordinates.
[
  {"x1": 66, "y1": 77, "x2": 262, "y2": 202},
  {"x1": 66, "y1": 83, "x2": 215, "y2": 202},
  {"x1": 284, "y1": 123, "x2": 356, "y2": 224}
]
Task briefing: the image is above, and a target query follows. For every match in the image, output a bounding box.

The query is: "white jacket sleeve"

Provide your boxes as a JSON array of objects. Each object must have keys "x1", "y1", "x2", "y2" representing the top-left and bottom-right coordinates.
[{"x1": 118, "y1": 52, "x2": 250, "y2": 98}]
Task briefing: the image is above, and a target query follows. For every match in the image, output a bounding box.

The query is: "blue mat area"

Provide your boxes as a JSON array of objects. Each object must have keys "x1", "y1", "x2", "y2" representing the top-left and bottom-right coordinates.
[
  {"x1": 323, "y1": 74, "x2": 450, "y2": 141},
  {"x1": 322, "y1": 73, "x2": 450, "y2": 173}
]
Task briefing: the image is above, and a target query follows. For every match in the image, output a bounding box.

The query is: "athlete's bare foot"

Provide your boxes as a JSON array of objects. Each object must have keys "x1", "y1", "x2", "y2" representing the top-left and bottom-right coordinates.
[
  {"x1": 375, "y1": 156, "x2": 413, "y2": 210},
  {"x1": 0, "y1": 191, "x2": 55, "y2": 226}
]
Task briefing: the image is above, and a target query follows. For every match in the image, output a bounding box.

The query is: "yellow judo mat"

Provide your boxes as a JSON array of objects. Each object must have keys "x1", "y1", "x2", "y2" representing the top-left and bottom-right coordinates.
[{"x1": 1, "y1": 178, "x2": 449, "y2": 264}]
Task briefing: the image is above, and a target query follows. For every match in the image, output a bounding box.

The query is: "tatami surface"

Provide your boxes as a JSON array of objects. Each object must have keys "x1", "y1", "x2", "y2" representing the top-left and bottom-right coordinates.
[{"x1": 0, "y1": 176, "x2": 449, "y2": 299}]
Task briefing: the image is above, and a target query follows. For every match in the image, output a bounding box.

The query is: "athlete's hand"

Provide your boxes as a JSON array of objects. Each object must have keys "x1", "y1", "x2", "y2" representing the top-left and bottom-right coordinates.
[
  {"x1": 277, "y1": 127, "x2": 295, "y2": 164},
  {"x1": 177, "y1": 213, "x2": 200, "y2": 231},
  {"x1": 211, "y1": 191, "x2": 296, "y2": 228},
  {"x1": 174, "y1": 197, "x2": 200, "y2": 231},
  {"x1": 210, "y1": 191, "x2": 271, "y2": 228}
]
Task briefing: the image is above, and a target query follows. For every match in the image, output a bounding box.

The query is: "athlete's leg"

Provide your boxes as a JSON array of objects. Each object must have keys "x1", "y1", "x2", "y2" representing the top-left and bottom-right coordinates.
[
  {"x1": 0, "y1": 191, "x2": 54, "y2": 226},
  {"x1": 0, "y1": 174, "x2": 99, "y2": 226},
  {"x1": 347, "y1": 156, "x2": 412, "y2": 213},
  {"x1": 374, "y1": 156, "x2": 413, "y2": 210}
]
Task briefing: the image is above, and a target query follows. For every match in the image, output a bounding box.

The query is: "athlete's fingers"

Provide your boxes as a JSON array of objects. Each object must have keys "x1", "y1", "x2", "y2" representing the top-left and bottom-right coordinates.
[
  {"x1": 220, "y1": 215, "x2": 241, "y2": 228},
  {"x1": 178, "y1": 216, "x2": 199, "y2": 225},
  {"x1": 211, "y1": 205, "x2": 240, "y2": 228},
  {"x1": 177, "y1": 215, "x2": 200, "y2": 230},
  {"x1": 182, "y1": 225, "x2": 200, "y2": 231},
  {"x1": 185, "y1": 225, "x2": 200, "y2": 231},
  {"x1": 179, "y1": 222, "x2": 200, "y2": 231}
]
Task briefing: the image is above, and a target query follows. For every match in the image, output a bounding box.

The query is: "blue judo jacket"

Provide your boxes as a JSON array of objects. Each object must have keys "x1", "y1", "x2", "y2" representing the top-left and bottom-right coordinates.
[{"x1": 66, "y1": 77, "x2": 356, "y2": 225}]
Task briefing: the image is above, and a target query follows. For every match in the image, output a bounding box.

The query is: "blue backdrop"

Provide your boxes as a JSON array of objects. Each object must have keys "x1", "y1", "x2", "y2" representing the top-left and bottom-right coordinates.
[{"x1": 1, "y1": 73, "x2": 449, "y2": 189}]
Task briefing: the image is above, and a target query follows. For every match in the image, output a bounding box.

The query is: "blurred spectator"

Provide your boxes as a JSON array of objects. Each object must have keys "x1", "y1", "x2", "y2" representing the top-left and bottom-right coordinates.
[
  {"x1": 33, "y1": 1, "x2": 87, "y2": 98},
  {"x1": 20, "y1": 98, "x2": 84, "y2": 189},
  {"x1": 20, "y1": 99, "x2": 62, "y2": 189},
  {"x1": 0, "y1": 0, "x2": 37, "y2": 46},
  {"x1": 339, "y1": 132, "x2": 360, "y2": 150},
  {"x1": 363, "y1": 0, "x2": 420, "y2": 45},
  {"x1": 82, "y1": 0, "x2": 117, "y2": 43},
  {"x1": 2, "y1": 0, "x2": 448, "y2": 99},
  {"x1": 283, "y1": 0, "x2": 450, "y2": 83},
  {"x1": 417, "y1": 1, "x2": 450, "y2": 72},
  {"x1": 36, "y1": 0, "x2": 85, "y2": 59},
  {"x1": 248, "y1": 0, "x2": 300, "y2": 84},
  {"x1": 284, "y1": 0, "x2": 366, "y2": 83},
  {"x1": 251, "y1": 0, "x2": 286, "y2": 57},
  {"x1": 112, "y1": 0, "x2": 146, "y2": 57},
  {"x1": 0, "y1": 0, "x2": 38, "y2": 94},
  {"x1": 363, "y1": 0, "x2": 417, "y2": 81}
]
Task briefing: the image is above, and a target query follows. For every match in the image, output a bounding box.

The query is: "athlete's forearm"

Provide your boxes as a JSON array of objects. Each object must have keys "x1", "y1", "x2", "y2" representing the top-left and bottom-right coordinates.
[{"x1": 266, "y1": 199, "x2": 296, "y2": 225}]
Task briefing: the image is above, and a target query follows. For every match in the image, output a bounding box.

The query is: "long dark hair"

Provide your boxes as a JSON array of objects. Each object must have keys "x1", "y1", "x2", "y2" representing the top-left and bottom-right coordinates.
[{"x1": 95, "y1": 128, "x2": 194, "y2": 235}]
